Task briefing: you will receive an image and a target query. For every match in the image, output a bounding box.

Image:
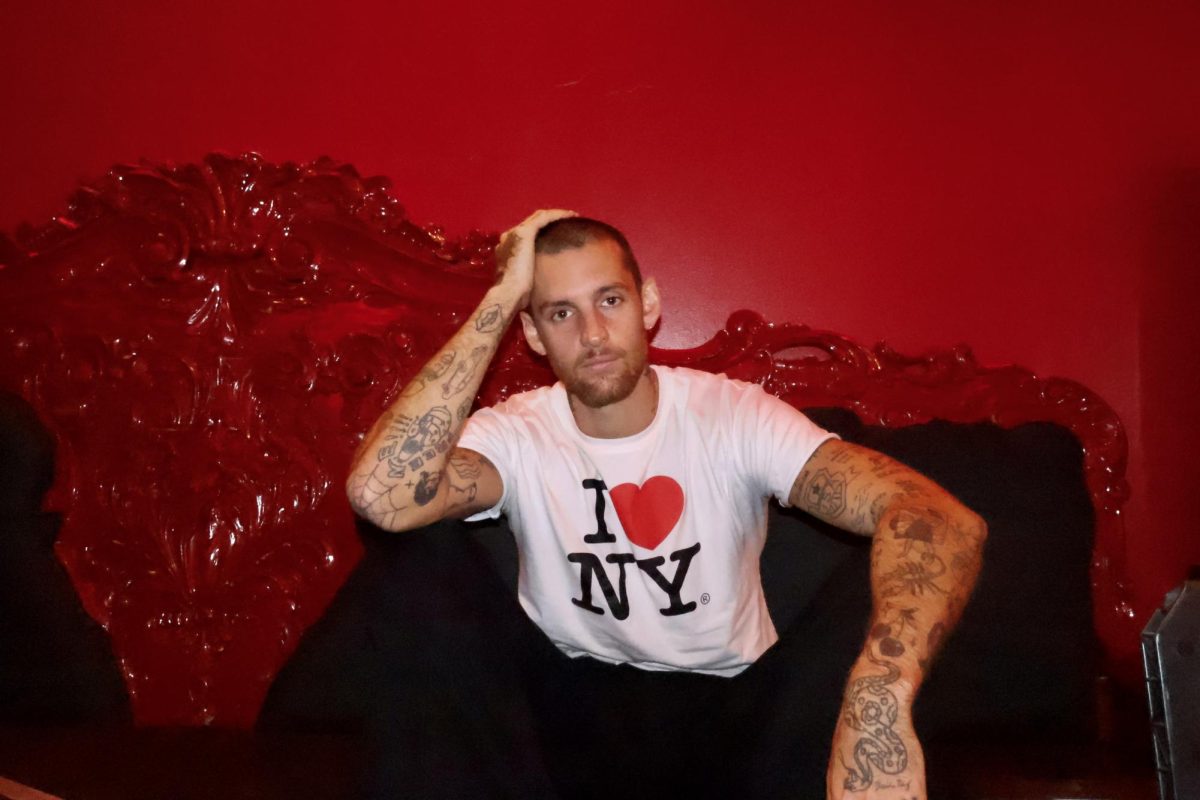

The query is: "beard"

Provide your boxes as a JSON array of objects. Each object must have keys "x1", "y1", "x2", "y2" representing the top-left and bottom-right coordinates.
[{"x1": 556, "y1": 345, "x2": 648, "y2": 409}]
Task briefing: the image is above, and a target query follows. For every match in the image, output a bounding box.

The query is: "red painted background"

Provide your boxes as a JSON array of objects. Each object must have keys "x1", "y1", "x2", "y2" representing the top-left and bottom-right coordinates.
[{"x1": 1, "y1": 2, "x2": 1197, "y2": 632}]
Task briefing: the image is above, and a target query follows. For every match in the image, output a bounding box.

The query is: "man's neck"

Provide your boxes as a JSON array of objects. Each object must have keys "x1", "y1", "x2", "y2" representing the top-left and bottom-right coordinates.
[{"x1": 569, "y1": 368, "x2": 658, "y2": 439}]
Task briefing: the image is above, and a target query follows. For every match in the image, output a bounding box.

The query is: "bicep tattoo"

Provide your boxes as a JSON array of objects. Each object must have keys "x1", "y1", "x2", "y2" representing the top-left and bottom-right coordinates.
[
  {"x1": 443, "y1": 449, "x2": 495, "y2": 516},
  {"x1": 796, "y1": 467, "x2": 848, "y2": 517},
  {"x1": 793, "y1": 441, "x2": 941, "y2": 535}
]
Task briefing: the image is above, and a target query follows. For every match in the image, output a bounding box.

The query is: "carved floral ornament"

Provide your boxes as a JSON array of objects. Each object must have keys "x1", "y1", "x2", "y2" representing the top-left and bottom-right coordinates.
[{"x1": 0, "y1": 154, "x2": 1134, "y2": 726}]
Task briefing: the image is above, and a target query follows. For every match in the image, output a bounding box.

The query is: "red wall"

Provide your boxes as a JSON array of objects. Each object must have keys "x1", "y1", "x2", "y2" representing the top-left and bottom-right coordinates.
[{"x1": 2, "y1": 1, "x2": 1198, "y2": 629}]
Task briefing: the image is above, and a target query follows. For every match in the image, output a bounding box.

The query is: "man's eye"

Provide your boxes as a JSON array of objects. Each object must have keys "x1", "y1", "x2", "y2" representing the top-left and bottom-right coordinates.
[
  {"x1": 601, "y1": 296, "x2": 621, "y2": 307},
  {"x1": 551, "y1": 309, "x2": 570, "y2": 321}
]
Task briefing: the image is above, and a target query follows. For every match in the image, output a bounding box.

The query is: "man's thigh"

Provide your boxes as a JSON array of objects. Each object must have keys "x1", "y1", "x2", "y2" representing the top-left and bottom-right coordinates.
[{"x1": 530, "y1": 655, "x2": 742, "y2": 799}]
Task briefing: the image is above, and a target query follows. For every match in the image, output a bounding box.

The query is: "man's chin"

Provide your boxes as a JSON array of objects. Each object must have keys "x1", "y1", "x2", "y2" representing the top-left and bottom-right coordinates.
[{"x1": 565, "y1": 369, "x2": 641, "y2": 409}]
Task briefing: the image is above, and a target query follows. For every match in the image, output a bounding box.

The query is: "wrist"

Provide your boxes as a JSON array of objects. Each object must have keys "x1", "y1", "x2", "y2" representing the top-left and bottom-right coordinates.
[{"x1": 483, "y1": 280, "x2": 528, "y2": 314}]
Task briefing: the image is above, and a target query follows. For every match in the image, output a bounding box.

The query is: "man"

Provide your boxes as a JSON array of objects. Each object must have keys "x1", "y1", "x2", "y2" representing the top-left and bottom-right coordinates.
[{"x1": 346, "y1": 209, "x2": 987, "y2": 799}]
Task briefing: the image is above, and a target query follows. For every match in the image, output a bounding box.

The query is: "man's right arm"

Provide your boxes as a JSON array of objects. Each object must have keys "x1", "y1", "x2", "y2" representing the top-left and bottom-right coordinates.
[{"x1": 345, "y1": 208, "x2": 575, "y2": 531}]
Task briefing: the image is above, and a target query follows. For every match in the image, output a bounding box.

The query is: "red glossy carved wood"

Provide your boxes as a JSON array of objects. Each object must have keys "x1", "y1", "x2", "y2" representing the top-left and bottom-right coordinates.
[{"x1": 0, "y1": 154, "x2": 1135, "y2": 726}]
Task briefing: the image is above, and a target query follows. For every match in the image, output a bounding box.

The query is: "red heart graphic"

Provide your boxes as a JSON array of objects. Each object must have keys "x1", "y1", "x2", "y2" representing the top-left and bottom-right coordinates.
[{"x1": 609, "y1": 476, "x2": 685, "y2": 550}]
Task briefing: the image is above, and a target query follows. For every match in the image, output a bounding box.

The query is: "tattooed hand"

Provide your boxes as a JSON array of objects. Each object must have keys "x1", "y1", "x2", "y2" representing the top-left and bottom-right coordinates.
[
  {"x1": 826, "y1": 652, "x2": 926, "y2": 800},
  {"x1": 493, "y1": 208, "x2": 577, "y2": 305}
]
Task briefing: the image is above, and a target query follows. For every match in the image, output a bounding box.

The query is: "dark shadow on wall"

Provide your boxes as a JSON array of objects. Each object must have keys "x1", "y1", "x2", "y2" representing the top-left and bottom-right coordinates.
[{"x1": 0, "y1": 391, "x2": 130, "y2": 724}]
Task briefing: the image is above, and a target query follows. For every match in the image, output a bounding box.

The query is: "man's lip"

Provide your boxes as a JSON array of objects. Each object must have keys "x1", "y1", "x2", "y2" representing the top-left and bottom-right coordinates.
[{"x1": 580, "y1": 353, "x2": 620, "y2": 368}]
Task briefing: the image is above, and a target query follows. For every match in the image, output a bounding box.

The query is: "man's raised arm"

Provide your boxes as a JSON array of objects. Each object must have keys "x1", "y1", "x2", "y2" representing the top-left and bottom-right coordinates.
[
  {"x1": 345, "y1": 209, "x2": 575, "y2": 532},
  {"x1": 788, "y1": 439, "x2": 988, "y2": 800}
]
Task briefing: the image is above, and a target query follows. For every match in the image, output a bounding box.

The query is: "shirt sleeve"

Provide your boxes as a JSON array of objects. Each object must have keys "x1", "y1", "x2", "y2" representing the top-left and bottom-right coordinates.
[
  {"x1": 455, "y1": 406, "x2": 513, "y2": 522},
  {"x1": 734, "y1": 382, "x2": 840, "y2": 506}
]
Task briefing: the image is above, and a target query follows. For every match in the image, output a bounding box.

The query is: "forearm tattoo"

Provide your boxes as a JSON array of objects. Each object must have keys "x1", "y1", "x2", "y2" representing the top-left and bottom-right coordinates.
[
  {"x1": 840, "y1": 652, "x2": 907, "y2": 792},
  {"x1": 801, "y1": 443, "x2": 986, "y2": 793},
  {"x1": 350, "y1": 296, "x2": 509, "y2": 526},
  {"x1": 413, "y1": 471, "x2": 441, "y2": 505},
  {"x1": 475, "y1": 303, "x2": 504, "y2": 333},
  {"x1": 379, "y1": 407, "x2": 453, "y2": 477},
  {"x1": 442, "y1": 345, "x2": 488, "y2": 399},
  {"x1": 348, "y1": 405, "x2": 454, "y2": 525},
  {"x1": 400, "y1": 350, "x2": 457, "y2": 398}
]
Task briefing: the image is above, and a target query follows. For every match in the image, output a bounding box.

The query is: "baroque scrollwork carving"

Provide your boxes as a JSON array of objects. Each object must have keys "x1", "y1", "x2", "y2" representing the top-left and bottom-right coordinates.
[
  {"x1": 0, "y1": 154, "x2": 495, "y2": 725},
  {"x1": 0, "y1": 153, "x2": 1133, "y2": 725}
]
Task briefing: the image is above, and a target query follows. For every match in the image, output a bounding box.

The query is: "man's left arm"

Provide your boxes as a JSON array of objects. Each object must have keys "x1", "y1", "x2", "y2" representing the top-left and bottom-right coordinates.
[{"x1": 788, "y1": 438, "x2": 988, "y2": 800}]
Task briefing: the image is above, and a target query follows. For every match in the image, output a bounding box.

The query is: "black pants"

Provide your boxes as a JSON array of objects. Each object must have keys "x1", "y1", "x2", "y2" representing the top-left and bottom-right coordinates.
[{"x1": 360, "y1": 527, "x2": 871, "y2": 800}]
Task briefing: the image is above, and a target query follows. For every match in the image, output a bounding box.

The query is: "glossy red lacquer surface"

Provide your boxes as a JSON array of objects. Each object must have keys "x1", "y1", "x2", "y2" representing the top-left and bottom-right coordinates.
[{"x1": 0, "y1": 155, "x2": 1134, "y2": 726}]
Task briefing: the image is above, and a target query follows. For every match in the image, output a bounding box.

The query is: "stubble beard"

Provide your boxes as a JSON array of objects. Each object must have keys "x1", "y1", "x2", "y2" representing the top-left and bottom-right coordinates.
[{"x1": 559, "y1": 346, "x2": 648, "y2": 409}]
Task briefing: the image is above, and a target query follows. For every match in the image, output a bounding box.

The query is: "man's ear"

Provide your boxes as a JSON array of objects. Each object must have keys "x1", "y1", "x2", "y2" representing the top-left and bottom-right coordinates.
[
  {"x1": 640, "y1": 277, "x2": 661, "y2": 331},
  {"x1": 520, "y1": 310, "x2": 547, "y2": 356}
]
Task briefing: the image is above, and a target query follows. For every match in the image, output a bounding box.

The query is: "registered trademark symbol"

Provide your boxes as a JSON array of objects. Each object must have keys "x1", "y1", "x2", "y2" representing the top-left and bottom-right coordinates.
[{"x1": 700, "y1": 593, "x2": 711, "y2": 605}]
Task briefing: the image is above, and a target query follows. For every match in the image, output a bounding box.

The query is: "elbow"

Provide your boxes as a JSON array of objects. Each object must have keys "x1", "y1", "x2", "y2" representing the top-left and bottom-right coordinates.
[
  {"x1": 965, "y1": 508, "x2": 988, "y2": 540},
  {"x1": 344, "y1": 477, "x2": 380, "y2": 528},
  {"x1": 345, "y1": 476, "x2": 398, "y2": 532},
  {"x1": 344, "y1": 477, "x2": 368, "y2": 519},
  {"x1": 343, "y1": 475, "x2": 436, "y2": 534},
  {"x1": 931, "y1": 490, "x2": 986, "y2": 545},
  {"x1": 956, "y1": 507, "x2": 988, "y2": 553}
]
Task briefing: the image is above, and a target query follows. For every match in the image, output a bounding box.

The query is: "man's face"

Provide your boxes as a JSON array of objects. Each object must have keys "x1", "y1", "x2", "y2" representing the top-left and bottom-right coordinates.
[{"x1": 521, "y1": 239, "x2": 659, "y2": 409}]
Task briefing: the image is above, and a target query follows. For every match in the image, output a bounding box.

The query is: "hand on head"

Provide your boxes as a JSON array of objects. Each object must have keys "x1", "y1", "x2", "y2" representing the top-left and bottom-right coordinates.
[{"x1": 494, "y1": 209, "x2": 577, "y2": 306}]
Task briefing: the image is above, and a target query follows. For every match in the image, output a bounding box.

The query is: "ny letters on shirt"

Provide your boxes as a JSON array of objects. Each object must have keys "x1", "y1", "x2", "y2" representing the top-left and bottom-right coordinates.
[{"x1": 571, "y1": 476, "x2": 699, "y2": 620}]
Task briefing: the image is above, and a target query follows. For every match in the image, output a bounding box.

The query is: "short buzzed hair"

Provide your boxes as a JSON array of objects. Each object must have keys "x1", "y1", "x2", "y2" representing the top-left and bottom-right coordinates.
[{"x1": 534, "y1": 217, "x2": 643, "y2": 288}]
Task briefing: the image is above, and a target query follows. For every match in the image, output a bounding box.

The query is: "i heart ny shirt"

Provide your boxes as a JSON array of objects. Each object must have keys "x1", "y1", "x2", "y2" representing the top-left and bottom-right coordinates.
[{"x1": 458, "y1": 365, "x2": 837, "y2": 676}]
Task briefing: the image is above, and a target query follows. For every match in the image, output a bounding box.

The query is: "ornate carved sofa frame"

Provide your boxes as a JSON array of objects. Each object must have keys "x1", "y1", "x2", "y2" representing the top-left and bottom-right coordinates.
[{"x1": 0, "y1": 155, "x2": 1148, "y2": 797}]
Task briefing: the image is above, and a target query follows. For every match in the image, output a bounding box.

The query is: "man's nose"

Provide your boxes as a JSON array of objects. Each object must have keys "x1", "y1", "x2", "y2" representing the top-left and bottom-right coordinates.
[{"x1": 580, "y1": 311, "x2": 608, "y2": 347}]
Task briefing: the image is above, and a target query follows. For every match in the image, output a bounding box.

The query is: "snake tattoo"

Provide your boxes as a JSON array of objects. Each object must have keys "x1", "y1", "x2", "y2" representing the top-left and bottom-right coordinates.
[{"x1": 841, "y1": 652, "x2": 908, "y2": 791}]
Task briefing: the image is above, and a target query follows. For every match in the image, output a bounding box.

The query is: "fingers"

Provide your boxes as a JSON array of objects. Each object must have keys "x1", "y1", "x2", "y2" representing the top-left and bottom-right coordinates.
[
  {"x1": 495, "y1": 208, "x2": 578, "y2": 261},
  {"x1": 508, "y1": 208, "x2": 578, "y2": 241},
  {"x1": 492, "y1": 209, "x2": 579, "y2": 299},
  {"x1": 520, "y1": 207, "x2": 578, "y2": 228}
]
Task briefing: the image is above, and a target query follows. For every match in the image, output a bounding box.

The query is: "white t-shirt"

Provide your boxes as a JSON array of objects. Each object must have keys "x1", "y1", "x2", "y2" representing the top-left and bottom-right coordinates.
[{"x1": 458, "y1": 365, "x2": 837, "y2": 676}]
